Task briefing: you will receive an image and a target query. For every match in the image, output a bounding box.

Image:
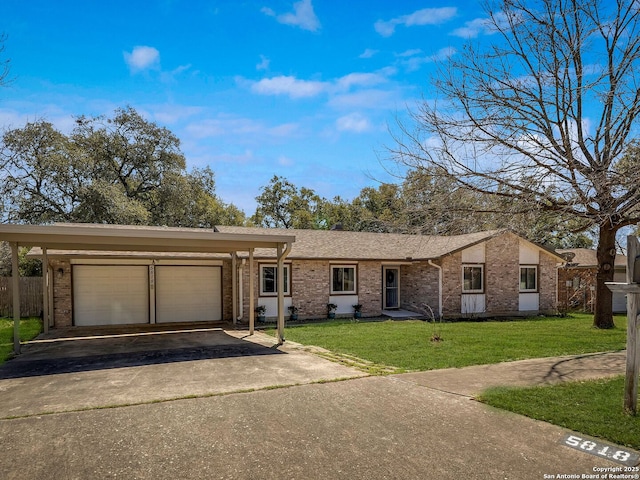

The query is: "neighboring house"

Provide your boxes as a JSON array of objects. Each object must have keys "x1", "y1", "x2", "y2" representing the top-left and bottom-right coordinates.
[
  {"x1": 23, "y1": 224, "x2": 562, "y2": 329},
  {"x1": 557, "y1": 248, "x2": 627, "y2": 313}
]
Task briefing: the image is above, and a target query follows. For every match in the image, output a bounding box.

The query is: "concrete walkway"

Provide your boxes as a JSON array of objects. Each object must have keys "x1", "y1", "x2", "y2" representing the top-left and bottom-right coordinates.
[
  {"x1": 0, "y1": 329, "x2": 635, "y2": 479},
  {"x1": 396, "y1": 350, "x2": 628, "y2": 397}
]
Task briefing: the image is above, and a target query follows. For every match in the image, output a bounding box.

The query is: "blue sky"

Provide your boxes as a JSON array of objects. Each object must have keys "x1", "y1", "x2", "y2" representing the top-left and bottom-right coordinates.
[{"x1": 0, "y1": 0, "x2": 492, "y2": 214}]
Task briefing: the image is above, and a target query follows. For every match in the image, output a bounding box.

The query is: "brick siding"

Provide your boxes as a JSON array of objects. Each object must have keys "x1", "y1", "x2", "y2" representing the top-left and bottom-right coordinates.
[
  {"x1": 539, "y1": 250, "x2": 558, "y2": 312},
  {"x1": 400, "y1": 262, "x2": 440, "y2": 317},
  {"x1": 222, "y1": 259, "x2": 233, "y2": 321},
  {"x1": 440, "y1": 233, "x2": 558, "y2": 318},
  {"x1": 485, "y1": 234, "x2": 520, "y2": 313},
  {"x1": 50, "y1": 259, "x2": 72, "y2": 327}
]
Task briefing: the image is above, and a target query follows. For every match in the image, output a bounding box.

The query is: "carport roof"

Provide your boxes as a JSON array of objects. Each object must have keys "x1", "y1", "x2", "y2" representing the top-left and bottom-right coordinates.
[{"x1": 0, "y1": 223, "x2": 295, "y2": 254}]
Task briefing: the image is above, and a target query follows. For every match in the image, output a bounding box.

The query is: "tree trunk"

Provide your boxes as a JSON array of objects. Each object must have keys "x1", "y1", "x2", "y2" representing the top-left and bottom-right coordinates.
[{"x1": 594, "y1": 225, "x2": 617, "y2": 329}]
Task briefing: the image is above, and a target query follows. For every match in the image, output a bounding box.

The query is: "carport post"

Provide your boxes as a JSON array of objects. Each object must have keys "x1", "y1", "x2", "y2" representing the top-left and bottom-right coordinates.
[
  {"x1": 42, "y1": 247, "x2": 49, "y2": 334},
  {"x1": 232, "y1": 253, "x2": 237, "y2": 325},
  {"x1": 277, "y1": 243, "x2": 285, "y2": 344},
  {"x1": 249, "y1": 248, "x2": 255, "y2": 335},
  {"x1": 11, "y1": 242, "x2": 20, "y2": 355}
]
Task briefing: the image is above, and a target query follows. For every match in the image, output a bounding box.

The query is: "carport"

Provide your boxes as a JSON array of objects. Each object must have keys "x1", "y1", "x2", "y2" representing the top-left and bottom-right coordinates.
[{"x1": 0, "y1": 223, "x2": 295, "y2": 353}]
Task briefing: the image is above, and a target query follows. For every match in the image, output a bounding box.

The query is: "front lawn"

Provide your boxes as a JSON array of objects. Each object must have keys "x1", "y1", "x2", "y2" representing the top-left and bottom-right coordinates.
[
  {"x1": 478, "y1": 376, "x2": 640, "y2": 450},
  {"x1": 279, "y1": 314, "x2": 627, "y2": 372},
  {"x1": 0, "y1": 317, "x2": 42, "y2": 365}
]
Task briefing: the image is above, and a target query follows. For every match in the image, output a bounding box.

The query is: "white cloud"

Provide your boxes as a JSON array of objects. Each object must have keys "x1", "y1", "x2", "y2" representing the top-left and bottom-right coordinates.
[
  {"x1": 278, "y1": 155, "x2": 295, "y2": 166},
  {"x1": 123, "y1": 46, "x2": 160, "y2": 72},
  {"x1": 359, "y1": 48, "x2": 378, "y2": 59},
  {"x1": 256, "y1": 55, "x2": 270, "y2": 71},
  {"x1": 262, "y1": 0, "x2": 321, "y2": 32},
  {"x1": 336, "y1": 113, "x2": 372, "y2": 133},
  {"x1": 335, "y1": 72, "x2": 388, "y2": 90},
  {"x1": 250, "y1": 75, "x2": 327, "y2": 98},
  {"x1": 450, "y1": 12, "x2": 508, "y2": 38},
  {"x1": 247, "y1": 69, "x2": 393, "y2": 100},
  {"x1": 328, "y1": 89, "x2": 399, "y2": 110},
  {"x1": 185, "y1": 114, "x2": 299, "y2": 139},
  {"x1": 397, "y1": 49, "x2": 423, "y2": 58},
  {"x1": 148, "y1": 105, "x2": 203, "y2": 125},
  {"x1": 375, "y1": 7, "x2": 457, "y2": 37},
  {"x1": 402, "y1": 46, "x2": 456, "y2": 71},
  {"x1": 159, "y1": 64, "x2": 193, "y2": 83}
]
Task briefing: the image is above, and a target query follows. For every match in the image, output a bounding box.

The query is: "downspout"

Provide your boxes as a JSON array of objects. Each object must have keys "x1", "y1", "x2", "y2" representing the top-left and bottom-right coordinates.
[
  {"x1": 428, "y1": 260, "x2": 443, "y2": 319},
  {"x1": 237, "y1": 259, "x2": 245, "y2": 322}
]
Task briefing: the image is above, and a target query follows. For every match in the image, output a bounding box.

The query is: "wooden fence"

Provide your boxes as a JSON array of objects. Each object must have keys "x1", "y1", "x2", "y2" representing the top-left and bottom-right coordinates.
[{"x1": 0, "y1": 277, "x2": 43, "y2": 318}]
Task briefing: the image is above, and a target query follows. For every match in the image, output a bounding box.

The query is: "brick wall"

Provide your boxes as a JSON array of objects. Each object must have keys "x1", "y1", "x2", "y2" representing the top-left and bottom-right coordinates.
[
  {"x1": 485, "y1": 234, "x2": 520, "y2": 313},
  {"x1": 222, "y1": 259, "x2": 233, "y2": 321},
  {"x1": 357, "y1": 261, "x2": 382, "y2": 317},
  {"x1": 291, "y1": 260, "x2": 329, "y2": 318},
  {"x1": 440, "y1": 233, "x2": 558, "y2": 318},
  {"x1": 441, "y1": 253, "x2": 462, "y2": 316},
  {"x1": 233, "y1": 259, "x2": 384, "y2": 321},
  {"x1": 50, "y1": 259, "x2": 72, "y2": 327},
  {"x1": 400, "y1": 262, "x2": 440, "y2": 317},
  {"x1": 539, "y1": 251, "x2": 559, "y2": 313}
]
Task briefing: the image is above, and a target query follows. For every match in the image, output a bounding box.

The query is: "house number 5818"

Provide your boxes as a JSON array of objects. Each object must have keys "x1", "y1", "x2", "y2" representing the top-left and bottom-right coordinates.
[{"x1": 562, "y1": 434, "x2": 639, "y2": 467}]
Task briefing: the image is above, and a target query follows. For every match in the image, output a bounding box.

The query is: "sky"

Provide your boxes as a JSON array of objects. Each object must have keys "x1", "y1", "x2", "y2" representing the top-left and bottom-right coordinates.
[{"x1": 0, "y1": 0, "x2": 494, "y2": 214}]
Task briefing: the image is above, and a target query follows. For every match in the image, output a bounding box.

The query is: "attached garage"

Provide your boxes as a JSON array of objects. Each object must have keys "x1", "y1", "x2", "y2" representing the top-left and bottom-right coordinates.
[
  {"x1": 155, "y1": 266, "x2": 222, "y2": 323},
  {"x1": 72, "y1": 263, "x2": 224, "y2": 326},
  {"x1": 73, "y1": 265, "x2": 150, "y2": 326}
]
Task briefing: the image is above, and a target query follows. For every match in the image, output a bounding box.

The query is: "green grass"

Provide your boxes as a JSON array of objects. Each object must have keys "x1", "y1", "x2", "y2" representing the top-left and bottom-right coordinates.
[
  {"x1": 278, "y1": 314, "x2": 627, "y2": 372},
  {"x1": 0, "y1": 317, "x2": 42, "y2": 365},
  {"x1": 478, "y1": 376, "x2": 640, "y2": 450}
]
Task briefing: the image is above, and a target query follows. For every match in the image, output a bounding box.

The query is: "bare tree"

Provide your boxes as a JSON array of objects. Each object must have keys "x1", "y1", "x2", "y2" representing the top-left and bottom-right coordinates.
[
  {"x1": 391, "y1": 0, "x2": 640, "y2": 328},
  {"x1": 0, "y1": 33, "x2": 11, "y2": 87}
]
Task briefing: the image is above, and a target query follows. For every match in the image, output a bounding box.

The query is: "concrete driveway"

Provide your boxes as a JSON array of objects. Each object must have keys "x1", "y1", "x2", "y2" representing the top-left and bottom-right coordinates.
[
  {"x1": 0, "y1": 327, "x2": 634, "y2": 479},
  {"x1": 0, "y1": 327, "x2": 366, "y2": 417}
]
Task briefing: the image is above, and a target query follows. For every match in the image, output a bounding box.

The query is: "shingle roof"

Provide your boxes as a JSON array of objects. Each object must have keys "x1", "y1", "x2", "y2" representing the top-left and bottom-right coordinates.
[
  {"x1": 27, "y1": 224, "x2": 561, "y2": 262},
  {"x1": 557, "y1": 248, "x2": 627, "y2": 268},
  {"x1": 215, "y1": 226, "x2": 505, "y2": 260}
]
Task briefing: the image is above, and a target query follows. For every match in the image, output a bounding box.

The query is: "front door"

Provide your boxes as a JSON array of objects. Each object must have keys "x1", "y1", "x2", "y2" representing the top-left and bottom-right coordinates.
[{"x1": 383, "y1": 267, "x2": 400, "y2": 309}]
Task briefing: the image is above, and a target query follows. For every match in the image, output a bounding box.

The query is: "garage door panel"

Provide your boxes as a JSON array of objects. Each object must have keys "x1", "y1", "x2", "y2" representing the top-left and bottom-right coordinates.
[
  {"x1": 155, "y1": 266, "x2": 222, "y2": 323},
  {"x1": 73, "y1": 265, "x2": 149, "y2": 326}
]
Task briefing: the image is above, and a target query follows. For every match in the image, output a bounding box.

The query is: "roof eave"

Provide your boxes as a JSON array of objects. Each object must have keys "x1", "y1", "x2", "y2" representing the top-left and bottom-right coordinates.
[{"x1": 0, "y1": 224, "x2": 295, "y2": 254}]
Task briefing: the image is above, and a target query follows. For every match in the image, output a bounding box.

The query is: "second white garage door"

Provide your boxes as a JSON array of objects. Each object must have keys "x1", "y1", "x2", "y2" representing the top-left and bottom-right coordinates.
[{"x1": 155, "y1": 266, "x2": 222, "y2": 323}]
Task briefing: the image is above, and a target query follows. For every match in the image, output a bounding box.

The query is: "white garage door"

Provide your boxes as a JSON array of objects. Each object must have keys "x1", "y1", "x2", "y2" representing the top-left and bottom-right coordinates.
[
  {"x1": 73, "y1": 265, "x2": 150, "y2": 326},
  {"x1": 155, "y1": 266, "x2": 222, "y2": 323}
]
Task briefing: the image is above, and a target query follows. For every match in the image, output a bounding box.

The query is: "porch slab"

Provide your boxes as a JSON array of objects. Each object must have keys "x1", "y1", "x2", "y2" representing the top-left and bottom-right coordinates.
[{"x1": 381, "y1": 309, "x2": 424, "y2": 319}]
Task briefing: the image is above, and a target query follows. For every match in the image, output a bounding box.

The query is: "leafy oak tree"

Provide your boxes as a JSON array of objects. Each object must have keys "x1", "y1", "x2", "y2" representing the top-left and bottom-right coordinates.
[
  {"x1": 391, "y1": 0, "x2": 640, "y2": 328},
  {"x1": 252, "y1": 175, "x2": 326, "y2": 229},
  {"x1": 0, "y1": 107, "x2": 244, "y2": 227}
]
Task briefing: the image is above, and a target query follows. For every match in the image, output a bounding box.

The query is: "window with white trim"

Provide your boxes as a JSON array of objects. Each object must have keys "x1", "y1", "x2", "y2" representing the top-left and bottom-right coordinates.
[
  {"x1": 331, "y1": 265, "x2": 357, "y2": 294},
  {"x1": 519, "y1": 266, "x2": 538, "y2": 292},
  {"x1": 462, "y1": 265, "x2": 484, "y2": 293},
  {"x1": 260, "y1": 264, "x2": 290, "y2": 296}
]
